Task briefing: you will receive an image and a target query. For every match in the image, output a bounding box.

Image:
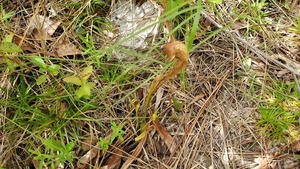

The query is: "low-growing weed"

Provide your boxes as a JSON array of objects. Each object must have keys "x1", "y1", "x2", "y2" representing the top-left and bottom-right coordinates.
[
  {"x1": 289, "y1": 16, "x2": 300, "y2": 34},
  {"x1": 63, "y1": 65, "x2": 95, "y2": 99},
  {"x1": 29, "y1": 138, "x2": 75, "y2": 169},
  {"x1": 0, "y1": 3, "x2": 14, "y2": 26},
  {"x1": 97, "y1": 121, "x2": 126, "y2": 152},
  {"x1": 29, "y1": 55, "x2": 61, "y2": 85},
  {"x1": 257, "y1": 80, "x2": 300, "y2": 143},
  {"x1": 0, "y1": 33, "x2": 23, "y2": 71}
]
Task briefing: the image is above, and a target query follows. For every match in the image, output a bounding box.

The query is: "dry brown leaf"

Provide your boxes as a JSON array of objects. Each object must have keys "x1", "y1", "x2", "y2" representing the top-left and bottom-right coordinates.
[
  {"x1": 231, "y1": 22, "x2": 246, "y2": 30},
  {"x1": 29, "y1": 15, "x2": 61, "y2": 40},
  {"x1": 153, "y1": 119, "x2": 176, "y2": 153},
  {"x1": 292, "y1": 140, "x2": 300, "y2": 151},
  {"x1": 254, "y1": 157, "x2": 269, "y2": 169},
  {"x1": 13, "y1": 36, "x2": 58, "y2": 56},
  {"x1": 77, "y1": 132, "x2": 130, "y2": 169},
  {"x1": 81, "y1": 135, "x2": 98, "y2": 152},
  {"x1": 155, "y1": 87, "x2": 164, "y2": 109},
  {"x1": 54, "y1": 37, "x2": 82, "y2": 56},
  {"x1": 102, "y1": 148, "x2": 123, "y2": 169},
  {"x1": 77, "y1": 147, "x2": 99, "y2": 169}
]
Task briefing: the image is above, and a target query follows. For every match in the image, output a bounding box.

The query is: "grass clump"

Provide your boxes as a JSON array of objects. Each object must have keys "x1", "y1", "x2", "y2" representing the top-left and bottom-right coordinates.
[{"x1": 257, "y1": 80, "x2": 300, "y2": 143}]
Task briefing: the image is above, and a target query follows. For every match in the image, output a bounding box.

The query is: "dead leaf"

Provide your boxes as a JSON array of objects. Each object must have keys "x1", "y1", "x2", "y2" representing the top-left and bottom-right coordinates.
[
  {"x1": 77, "y1": 147, "x2": 99, "y2": 169},
  {"x1": 102, "y1": 148, "x2": 123, "y2": 169},
  {"x1": 81, "y1": 135, "x2": 98, "y2": 152},
  {"x1": 155, "y1": 87, "x2": 164, "y2": 109},
  {"x1": 53, "y1": 37, "x2": 82, "y2": 56},
  {"x1": 153, "y1": 119, "x2": 176, "y2": 153},
  {"x1": 291, "y1": 138, "x2": 300, "y2": 152},
  {"x1": 231, "y1": 22, "x2": 246, "y2": 30},
  {"x1": 29, "y1": 15, "x2": 61, "y2": 40},
  {"x1": 253, "y1": 157, "x2": 276, "y2": 169},
  {"x1": 13, "y1": 36, "x2": 58, "y2": 56},
  {"x1": 77, "y1": 132, "x2": 130, "y2": 169}
]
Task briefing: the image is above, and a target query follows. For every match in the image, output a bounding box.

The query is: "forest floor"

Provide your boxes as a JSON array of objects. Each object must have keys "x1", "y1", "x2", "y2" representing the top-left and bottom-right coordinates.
[{"x1": 0, "y1": 0, "x2": 300, "y2": 169}]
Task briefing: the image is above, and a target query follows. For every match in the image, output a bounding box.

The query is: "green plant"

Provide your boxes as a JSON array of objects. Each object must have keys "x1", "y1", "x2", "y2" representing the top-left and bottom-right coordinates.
[
  {"x1": 207, "y1": 0, "x2": 223, "y2": 4},
  {"x1": 0, "y1": 3, "x2": 14, "y2": 26},
  {"x1": 63, "y1": 65, "x2": 95, "y2": 99},
  {"x1": 257, "y1": 107, "x2": 295, "y2": 143},
  {"x1": 243, "y1": 0, "x2": 270, "y2": 32},
  {"x1": 29, "y1": 55, "x2": 61, "y2": 85},
  {"x1": 0, "y1": 33, "x2": 23, "y2": 71},
  {"x1": 251, "y1": 0, "x2": 267, "y2": 11},
  {"x1": 257, "y1": 80, "x2": 300, "y2": 143},
  {"x1": 29, "y1": 138, "x2": 75, "y2": 169},
  {"x1": 289, "y1": 16, "x2": 300, "y2": 34},
  {"x1": 76, "y1": 28, "x2": 106, "y2": 62},
  {"x1": 172, "y1": 97, "x2": 184, "y2": 111},
  {"x1": 97, "y1": 122, "x2": 126, "y2": 152}
]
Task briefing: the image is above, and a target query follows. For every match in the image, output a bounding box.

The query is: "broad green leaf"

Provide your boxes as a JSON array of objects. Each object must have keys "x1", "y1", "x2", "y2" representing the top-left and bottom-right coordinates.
[
  {"x1": 5, "y1": 58, "x2": 16, "y2": 71},
  {"x1": 166, "y1": 0, "x2": 184, "y2": 13},
  {"x1": 48, "y1": 64, "x2": 60, "y2": 75},
  {"x1": 36, "y1": 75, "x2": 47, "y2": 85},
  {"x1": 39, "y1": 67, "x2": 47, "y2": 73},
  {"x1": 86, "y1": 82, "x2": 95, "y2": 88},
  {"x1": 5, "y1": 58, "x2": 19, "y2": 71},
  {"x1": 2, "y1": 11, "x2": 14, "y2": 21},
  {"x1": 207, "y1": 0, "x2": 223, "y2": 4},
  {"x1": 2, "y1": 34, "x2": 14, "y2": 42},
  {"x1": 76, "y1": 84, "x2": 92, "y2": 99},
  {"x1": 63, "y1": 76, "x2": 82, "y2": 85},
  {"x1": 30, "y1": 56, "x2": 46, "y2": 68},
  {"x1": 0, "y1": 42, "x2": 22, "y2": 53},
  {"x1": 81, "y1": 65, "x2": 93, "y2": 81},
  {"x1": 75, "y1": 89, "x2": 84, "y2": 99},
  {"x1": 80, "y1": 84, "x2": 91, "y2": 97},
  {"x1": 82, "y1": 65, "x2": 93, "y2": 75}
]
